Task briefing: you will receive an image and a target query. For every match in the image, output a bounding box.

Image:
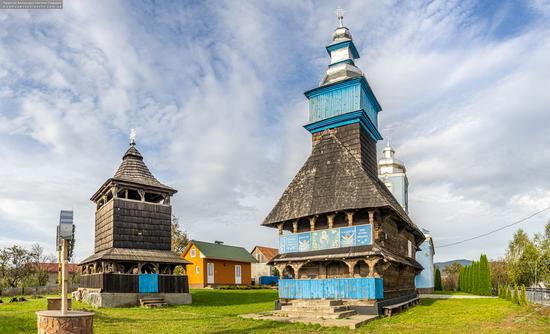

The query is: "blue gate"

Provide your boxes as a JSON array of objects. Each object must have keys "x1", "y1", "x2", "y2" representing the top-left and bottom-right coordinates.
[{"x1": 139, "y1": 274, "x2": 159, "y2": 293}]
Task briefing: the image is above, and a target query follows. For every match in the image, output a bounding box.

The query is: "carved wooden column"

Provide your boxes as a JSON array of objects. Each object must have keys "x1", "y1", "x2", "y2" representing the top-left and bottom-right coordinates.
[
  {"x1": 345, "y1": 259, "x2": 359, "y2": 278},
  {"x1": 327, "y1": 213, "x2": 335, "y2": 229},
  {"x1": 292, "y1": 220, "x2": 298, "y2": 233},
  {"x1": 368, "y1": 210, "x2": 375, "y2": 225},
  {"x1": 308, "y1": 216, "x2": 317, "y2": 231},
  {"x1": 277, "y1": 223, "x2": 284, "y2": 235},
  {"x1": 345, "y1": 211, "x2": 355, "y2": 226},
  {"x1": 291, "y1": 263, "x2": 303, "y2": 278},
  {"x1": 274, "y1": 264, "x2": 286, "y2": 278},
  {"x1": 366, "y1": 258, "x2": 380, "y2": 277}
]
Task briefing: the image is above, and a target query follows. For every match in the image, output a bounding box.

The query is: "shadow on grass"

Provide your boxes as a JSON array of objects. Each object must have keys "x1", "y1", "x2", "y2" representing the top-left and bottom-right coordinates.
[{"x1": 420, "y1": 299, "x2": 437, "y2": 306}]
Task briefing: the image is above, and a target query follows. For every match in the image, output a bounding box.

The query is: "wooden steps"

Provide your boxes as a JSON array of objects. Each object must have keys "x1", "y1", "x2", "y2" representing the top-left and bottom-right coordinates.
[
  {"x1": 278, "y1": 300, "x2": 357, "y2": 319},
  {"x1": 140, "y1": 296, "x2": 167, "y2": 308},
  {"x1": 382, "y1": 296, "x2": 420, "y2": 317}
]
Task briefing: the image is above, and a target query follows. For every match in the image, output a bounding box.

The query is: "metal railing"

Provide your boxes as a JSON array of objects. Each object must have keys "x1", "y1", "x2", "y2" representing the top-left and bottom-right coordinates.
[{"x1": 525, "y1": 287, "x2": 550, "y2": 306}]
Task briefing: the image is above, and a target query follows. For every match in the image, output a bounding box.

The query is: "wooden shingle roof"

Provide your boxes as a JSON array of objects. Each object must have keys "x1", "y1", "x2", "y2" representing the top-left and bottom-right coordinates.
[
  {"x1": 112, "y1": 145, "x2": 176, "y2": 192},
  {"x1": 262, "y1": 132, "x2": 423, "y2": 241},
  {"x1": 79, "y1": 248, "x2": 190, "y2": 265}
]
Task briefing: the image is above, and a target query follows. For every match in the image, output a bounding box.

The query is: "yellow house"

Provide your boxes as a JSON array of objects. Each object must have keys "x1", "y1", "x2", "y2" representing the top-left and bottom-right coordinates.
[{"x1": 182, "y1": 240, "x2": 257, "y2": 288}]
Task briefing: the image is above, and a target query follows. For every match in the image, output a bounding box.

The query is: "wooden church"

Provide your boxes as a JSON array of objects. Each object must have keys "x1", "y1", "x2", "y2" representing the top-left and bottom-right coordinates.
[
  {"x1": 76, "y1": 134, "x2": 191, "y2": 307},
  {"x1": 264, "y1": 17, "x2": 425, "y2": 315}
]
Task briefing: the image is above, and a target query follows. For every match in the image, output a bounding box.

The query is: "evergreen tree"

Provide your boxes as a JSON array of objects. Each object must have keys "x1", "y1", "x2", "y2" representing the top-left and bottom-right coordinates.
[
  {"x1": 512, "y1": 283, "x2": 519, "y2": 304},
  {"x1": 472, "y1": 261, "x2": 479, "y2": 294},
  {"x1": 479, "y1": 254, "x2": 492, "y2": 295},
  {"x1": 467, "y1": 265, "x2": 472, "y2": 293},
  {"x1": 520, "y1": 284, "x2": 528, "y2": 306},
  {"x1": 434, "y1": 267, "x2": 442, "y2": 291},
  {"x1": 458, "y1": 268, "x2": 463, "y2": 291},
  {"x1": 505, "y1": 285, "x2": 512, "y2": 300}
]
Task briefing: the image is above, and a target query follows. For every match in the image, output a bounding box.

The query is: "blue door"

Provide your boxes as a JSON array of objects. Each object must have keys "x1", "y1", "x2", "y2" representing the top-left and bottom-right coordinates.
[{"x1": 139, "y1": 274, "x2": 159, "y2": 293}]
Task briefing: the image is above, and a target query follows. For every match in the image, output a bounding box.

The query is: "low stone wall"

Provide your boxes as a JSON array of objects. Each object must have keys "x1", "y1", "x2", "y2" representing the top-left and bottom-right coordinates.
[
  {"x1": 1, "y1": 285, "x2": 78, "y2": 297},
  {"x1": 75, "y1": 288, "x2": 192, "y2": 307},
  {"x1": 36, "y1": 310, "x2": 94, "y2": 334}
]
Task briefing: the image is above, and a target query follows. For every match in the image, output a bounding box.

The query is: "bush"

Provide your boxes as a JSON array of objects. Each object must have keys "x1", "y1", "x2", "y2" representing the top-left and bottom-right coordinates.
[
  {"x1": 434, "y1": 268, "x2": 442, "y2": 291},
  {"x1": 519, "y1": 284, "x2": 528, "y2": 306},
  {"x1": 512, "y1": 284, "x2": 519, "y2": 304},
  {"x1": 505, "y1": 285, "x2": 511, "y2": 300}
]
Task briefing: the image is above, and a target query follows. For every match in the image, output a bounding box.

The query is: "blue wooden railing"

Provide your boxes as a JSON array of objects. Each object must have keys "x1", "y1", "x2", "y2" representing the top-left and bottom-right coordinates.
[{"x1": 279, "y1": 277, "x2": 383, "y2": 299}]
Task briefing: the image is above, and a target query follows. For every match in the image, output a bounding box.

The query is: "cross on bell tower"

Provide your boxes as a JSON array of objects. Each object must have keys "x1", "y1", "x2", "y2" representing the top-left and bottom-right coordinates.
[{"x1": 336, "y1": 6, "x2": 345, "y2": 27}]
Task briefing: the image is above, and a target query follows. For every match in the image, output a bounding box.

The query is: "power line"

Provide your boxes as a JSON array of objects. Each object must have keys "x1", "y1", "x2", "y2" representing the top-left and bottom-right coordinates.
[{"x1": 435, "y1": 205, "x2": 550, "y2": 249}]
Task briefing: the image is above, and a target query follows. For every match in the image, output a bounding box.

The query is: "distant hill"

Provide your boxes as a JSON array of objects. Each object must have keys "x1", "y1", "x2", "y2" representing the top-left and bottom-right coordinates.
[{"x1": 435, "y1": 259, "x2": 472, "y2": 272}]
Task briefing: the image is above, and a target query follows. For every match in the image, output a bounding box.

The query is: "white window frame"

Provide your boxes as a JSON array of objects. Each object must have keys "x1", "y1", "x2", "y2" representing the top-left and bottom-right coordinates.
[
  {"x1": 190, "y1": 248, "x2": 196, "y2": 257},
  {"x1": 195, "y1": 265, "x2": 200, "y2": 274}
]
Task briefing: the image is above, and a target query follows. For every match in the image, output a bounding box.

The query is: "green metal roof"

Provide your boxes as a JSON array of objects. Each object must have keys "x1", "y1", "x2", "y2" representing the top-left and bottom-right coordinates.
[{"x1": 191, "y1": 240, "x2": 257, "y2": 263}]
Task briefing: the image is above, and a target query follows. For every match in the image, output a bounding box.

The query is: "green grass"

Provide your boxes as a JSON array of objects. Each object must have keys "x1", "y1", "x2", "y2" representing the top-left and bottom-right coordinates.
[
  {"x1": 432, "y1": 290, "x2": 476, "y2": 295},
  {"x1": 0, "y1": 289, "x2": 548, "y2": 333}
]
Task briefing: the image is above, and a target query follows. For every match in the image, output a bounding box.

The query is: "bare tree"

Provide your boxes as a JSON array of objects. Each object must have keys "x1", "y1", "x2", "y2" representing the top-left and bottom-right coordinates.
[{"x1": 29, "y1": 244, "x2": 55, "y2": 286}]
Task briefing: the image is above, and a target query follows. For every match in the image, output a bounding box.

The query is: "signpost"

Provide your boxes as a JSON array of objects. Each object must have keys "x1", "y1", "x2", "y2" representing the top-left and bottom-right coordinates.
[
  {"x1": 36, "y1": 210, "x2": 94, "y2": 334},
  {"x1": 57, "y1": 210, "x2": 74, "y2": 315}
]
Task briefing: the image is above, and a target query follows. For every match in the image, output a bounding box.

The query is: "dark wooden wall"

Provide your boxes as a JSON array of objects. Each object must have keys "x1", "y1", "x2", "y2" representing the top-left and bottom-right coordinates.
[
  {"x1": 103, "y1": 198, "x2": 172, "y2": 250},
  {"x1": 95, "y1": 201, "x2": 114, "y2": 253},
  {"x1": 80, "y1": 273, "x2": 189, "y2": 293}
]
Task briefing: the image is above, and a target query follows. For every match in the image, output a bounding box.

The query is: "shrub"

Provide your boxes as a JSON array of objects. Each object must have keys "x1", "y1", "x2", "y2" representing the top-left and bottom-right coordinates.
[
  {"x1": 434, "y1": 268, "x2": 442, "y2": 291},
  {"x1": 519, "y1": 284, "x2": 528, "y2": 306},
  {"x1": 512, "y1": 284, "x2": 519, "y2": 304}
]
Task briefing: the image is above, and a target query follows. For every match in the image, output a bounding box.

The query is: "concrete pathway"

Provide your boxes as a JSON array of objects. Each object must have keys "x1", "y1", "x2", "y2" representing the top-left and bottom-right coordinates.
[
  {"x1": 240, "y1": 312, "x2": 378, "y2": 330},
  {"x1": 420, "y1": 294, "x2": 497, "y2": 299}
]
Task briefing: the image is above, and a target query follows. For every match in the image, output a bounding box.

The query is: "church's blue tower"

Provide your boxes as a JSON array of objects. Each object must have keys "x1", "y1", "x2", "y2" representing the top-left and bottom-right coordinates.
[{"x1": 304, "y1": 24, "x2": 383, "y2": 143}]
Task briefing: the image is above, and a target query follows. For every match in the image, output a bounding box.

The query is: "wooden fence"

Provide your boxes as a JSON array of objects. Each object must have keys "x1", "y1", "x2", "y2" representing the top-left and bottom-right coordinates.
[{"x1": 80, "y1": 273, "x2": 188, "y2": 293}]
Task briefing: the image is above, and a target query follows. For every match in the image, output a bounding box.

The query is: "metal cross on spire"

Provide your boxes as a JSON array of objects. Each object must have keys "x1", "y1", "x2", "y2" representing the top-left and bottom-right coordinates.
[
  {"x1": 336, "y1": 6, "x2": 345, "y2": 27},
  {"x1": 129, "y1": 128, "x2": 136, "y2": 146}
]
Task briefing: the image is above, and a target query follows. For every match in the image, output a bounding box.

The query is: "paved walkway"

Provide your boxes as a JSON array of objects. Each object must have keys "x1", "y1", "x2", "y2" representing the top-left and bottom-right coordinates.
[
  {"x1": 420, "y1": 294, "x2": 497, "y2": 299},
  {"x1": 240, "y1": 312, "x2": 378, "y2": 330}
]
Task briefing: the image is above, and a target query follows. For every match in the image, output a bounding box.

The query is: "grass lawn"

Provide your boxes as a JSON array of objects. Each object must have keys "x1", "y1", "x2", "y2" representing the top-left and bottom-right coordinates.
[
  {"x1": 431, "y1": 290, "x2": 476, "y2": 295},
  {"x1": 0, "y1": 289, "x2": 548, "y2": 334}
]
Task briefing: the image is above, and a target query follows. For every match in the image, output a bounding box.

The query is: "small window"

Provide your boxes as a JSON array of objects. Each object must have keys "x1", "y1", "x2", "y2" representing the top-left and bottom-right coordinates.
[
  {"x1": 195, "y1": 265, "x2": 200, "y2": 274},
  {"x1": 408, "y1": 240, "x2": 413, "y2": 258},
  {"x1": 190, "y1": 249, "x2": 196, "y2": 257}
]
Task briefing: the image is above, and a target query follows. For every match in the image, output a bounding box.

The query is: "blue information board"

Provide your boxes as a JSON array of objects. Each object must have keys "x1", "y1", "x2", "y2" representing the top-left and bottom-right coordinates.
[
  {"x1": 356, "y1": 224, "x2": 372, "y2": 245},
  {"x1": 279, "y1": 224, "x2": 372, "y2": 253},
  {"x1": 339, "y1": 227, "x2": 356, "y2": 247}
]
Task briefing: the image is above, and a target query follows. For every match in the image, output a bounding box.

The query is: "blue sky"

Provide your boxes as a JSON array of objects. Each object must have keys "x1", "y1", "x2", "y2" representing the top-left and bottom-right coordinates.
[{"x1": 1, "y1": 0, "x2": 550, "y2": 262}]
